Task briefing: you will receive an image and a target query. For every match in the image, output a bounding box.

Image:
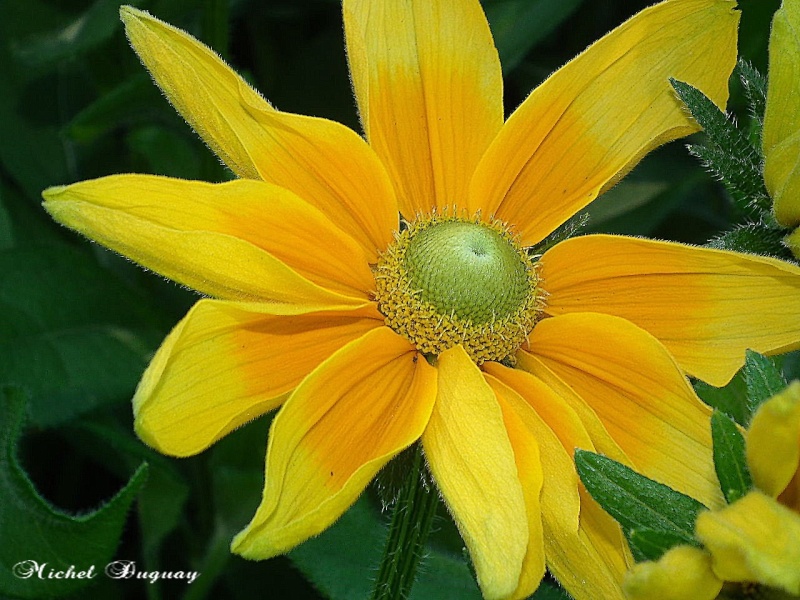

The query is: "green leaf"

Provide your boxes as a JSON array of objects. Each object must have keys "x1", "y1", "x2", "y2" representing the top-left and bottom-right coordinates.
[
  {"x1": 706, "y1": 222, "x2": 795, "y2": 260},
  {"x1": 670, "y1": 78, "x2": 771, "y2": 214},
  {"x1": 485, "y1": 0, "x2": 585, "y2": 72},
  {"x1": 737, "y1": 59, "x2": 767, "y2": 126},
  {"x1": 0, "y1": 386, "x2": 148, "y2": 599},
  {"x1": 532, "y1": 212, "x2": 589, "y2": 256},
  {"x1": 694, "y1": 369, "x2": 750, "y2": 427},
  {"x1": 574, "y1": 449, "x2": 706, "y2": 549},
  {"x1": 710, "y1": 410, "x2": 752, "y2": 504},
  {"x1": 686, "y1": 143, "x2": 767, "y2": 211},
  {"x1": 628, "y1": 528, "x2": 692, "y2": 562},
  {"x1": 743, "y1": 349, "x2": 787, "y2": 418},
  {"x1": 69, "y1": 418, "x2": 189, "y2": 565},
  {"x1": 0, "y1": 243, "x2": 166, "y2": 427}
]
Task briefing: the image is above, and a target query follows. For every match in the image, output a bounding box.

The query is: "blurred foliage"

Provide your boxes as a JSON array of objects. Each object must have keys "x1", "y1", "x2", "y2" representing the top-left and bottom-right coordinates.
[{"x1": 0, "y1": 0, "x2": 794, "y2": 599}]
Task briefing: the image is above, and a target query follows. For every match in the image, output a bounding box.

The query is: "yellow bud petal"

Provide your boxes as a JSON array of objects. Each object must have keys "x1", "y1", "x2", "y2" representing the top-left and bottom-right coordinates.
[
  {"x1": 696, "y1": 491, "x2": 800, "y2": 595},
  {"x1": 623, "y1": 545, "x2": 722, "y2": 600},
  {"x1": 786, "y1": 227, "x2": 800, "y2": 265},
  {"x1": 746, "y1": 381, "x2": 800, "y2": 500},
  {"x1": 763, "y1": 0, "x2": 800, "y2": 227}
]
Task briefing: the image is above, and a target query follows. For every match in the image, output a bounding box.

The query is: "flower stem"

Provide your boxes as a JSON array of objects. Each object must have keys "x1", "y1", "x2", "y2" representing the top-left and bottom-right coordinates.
[{"x1": 371, "y1": 443, "x2": 438, "y2": 600}]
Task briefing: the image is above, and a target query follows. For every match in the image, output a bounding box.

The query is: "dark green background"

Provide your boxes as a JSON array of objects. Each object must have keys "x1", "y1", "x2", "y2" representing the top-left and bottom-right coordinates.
[{"x1": 0, "y1": 0, "x2": 784, "y2": 598}]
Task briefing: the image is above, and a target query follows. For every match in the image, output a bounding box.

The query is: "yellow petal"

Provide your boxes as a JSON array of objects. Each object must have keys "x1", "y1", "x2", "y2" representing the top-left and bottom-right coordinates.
[
  {"x1": 344, "y1": 0, "x2": 503, "y2": 216},
  {"x1": 508, "y1": 353, "x2": 631, "y2": 466},
  {"x1": 746, "y1": 381, "x2": 800, "y2": 500},
  {"x1": 485, "y1": 367, "x2": 630, "y2": 600},
  {"x1": 573, "y1": 488, "x2": 632, "y2": 600},
  {"x1": 232, "y1": 98, "x2": 399, "y2": 261},
  {"x1": 232, "y1": 327, "x2": 435, "y2": 559},
  {"x1": 421, "y1": 346, "x2": 527, "y2": 600},
  {"x1": 468, "y1": 0, "x2": 739, "y2": 245},
  {"x1": 120, "y1": 5, "x2": 266, "y2": 180},
  {"x1": 133, "y1": 299, "x2": 382, "y2": 456},
  {"x1": 43, "y1": 175, "x2": 372, "y2": 308},
  {"x1": 623, "y1": 545, "x2": 722, "y2": 600},
  {"x1": 483, "y1": 366, "x2": 581, "y2": 534},
  {"x1": 492, "y1": 385, "x2": 546, "y2": 600},
  {"x1": 120, "y1": 6, "x2": 398, "y2": 259},
  {"x1": 787, "y1": 226, "x2": 800, "y2": 263},
  {"x1": 696, "y1": 491, "x2": 800, "y2": 595},
  {"x1": 522, "y1": 312, "x2": 722, "y2": 508},
  {"x1": 541, "y1": 235, "x2": 800, "y2": 386},
  {"x1": 763, "y1": 0, "x2": 800, "y2": 228}
]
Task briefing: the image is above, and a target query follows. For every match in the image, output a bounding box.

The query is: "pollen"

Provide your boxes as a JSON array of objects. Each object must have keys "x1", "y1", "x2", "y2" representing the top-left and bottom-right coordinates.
[{"x1": 373, "y1": 210, "x2": 543, "y2": 364}]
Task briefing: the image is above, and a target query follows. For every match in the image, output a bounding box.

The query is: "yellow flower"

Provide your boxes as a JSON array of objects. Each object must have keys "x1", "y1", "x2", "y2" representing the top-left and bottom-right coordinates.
[
  {"x1": 39, "y1": 1, "x2": 800, "y2": 599},
  {"x1": 624, "y1": 382, "x2": 800, "y2": 599},
  {"x1": 764, "y1": 0, "x2": 800, "y2": 258},
  {"x1": 624, "y1": 545, "x2": 723, "y2": 600}
]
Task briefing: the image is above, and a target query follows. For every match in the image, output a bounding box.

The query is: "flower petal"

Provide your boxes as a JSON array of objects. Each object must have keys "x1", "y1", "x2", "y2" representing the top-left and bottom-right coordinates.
[
  {"x1": 344, "y1": 0, "x2": 503, "y2": 216},
  {"x1": 468, "y1": 0, "x2": 738, "y2": 245},
  {"x1": 233, "y1": 100, "x2": 399, "y2": 261},
  {"x1": 120, "y1": 6, "x2": 398, "y2": 258},
  {"x1": 491, "y1": 383, "x2": 546, "y2": 600},
  {"x1": 696, "y1": 491, "x2": 800, "y2": 595},
  {"x1": 232, "y1": 327, "x2": 435, "y2": 559},
  {"x1": 120, "y1": 5, "x2": 267, "y2": 180},
  {"x1": 499, "y1": 356, "x2": 631, "y2": 467},
  {"x1": 623, "y1": 545, "x2": 722, "y2": 600},
  {"x1": 763, "y1": 0, "x2": 800, "y2": 228},
  {"x1": 521, "y1": 312, "x2": 722, "y2": 507},
  {"x1": 485, "y1": 368, "x2": 629, "y2": 600},
  {"x1": 541, "y1": 235, "x2": 800, "y2": 386},
  {"x1": 571, "y1": 490, "x2": 631, "y2": 600},
  {"x1": 787, "y1": 227, "x2": 800, "y2": 261},
  {"x1": 746, "y1": 381, "x2": 800, "y2": 503},
  {"x1": 133, "y1": 299, "x2": 383, "y2": 456},
  {"x1": 43, "y1": 175, "x2": 373, "y2": 308},
  {"x1": 482, "y1": 366, "x2": 580, "y2": 533},
  {"x1": 421, "y1": 346, "x2": 527, "y2": 600}
]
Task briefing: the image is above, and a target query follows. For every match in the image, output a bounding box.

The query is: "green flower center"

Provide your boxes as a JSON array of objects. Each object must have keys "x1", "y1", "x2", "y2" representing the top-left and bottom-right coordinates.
[
  {"x1": 404, "y1": 220, "x2": 530, "y2": 324},
  {"x1": 374, "y1": 213, "x2": 542, "y2": 364}
]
